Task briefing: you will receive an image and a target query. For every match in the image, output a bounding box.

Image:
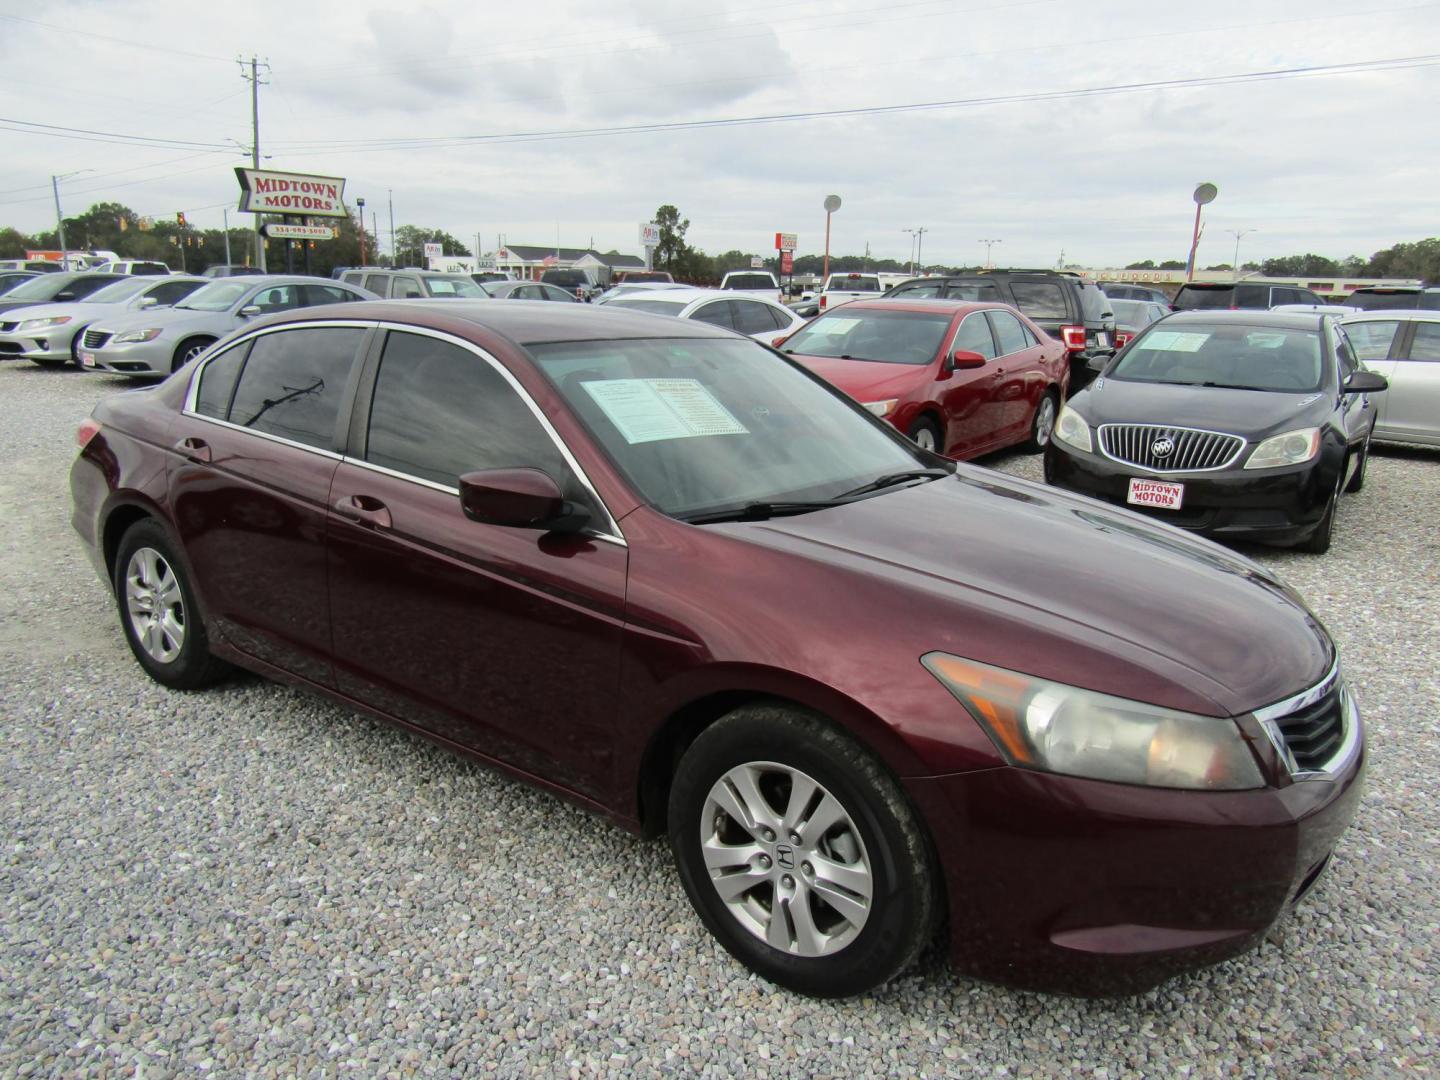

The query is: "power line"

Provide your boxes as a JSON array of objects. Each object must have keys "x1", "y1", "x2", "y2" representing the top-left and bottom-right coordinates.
[
  {"x1": 0, "y1": 117, "x2": 232, "y2": 151},
  {"x1": 0, "y1": 13, "x2": 235, "y2": 63}
]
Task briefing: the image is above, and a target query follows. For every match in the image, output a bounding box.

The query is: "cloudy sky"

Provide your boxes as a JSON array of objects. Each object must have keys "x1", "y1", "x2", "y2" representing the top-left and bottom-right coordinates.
[{"x1": 2, "y1": 0, "x2": 1438, "y2": 269}]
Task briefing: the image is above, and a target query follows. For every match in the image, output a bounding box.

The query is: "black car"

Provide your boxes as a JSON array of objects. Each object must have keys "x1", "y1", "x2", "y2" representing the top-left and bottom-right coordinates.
[
  {"x1": 1044, "y1": 311, "x2": 1387, "y2": 553},
  {"x1": 538, "y1": 268, "x2": 599, "y2": 300},
  {"x1": 1173, "y1": 281, "x2": 1327, "y2": 311},
  {"x1": 0, "y1": 272, "x2": 120, "y2": 316},
  {"x1": 885, "y1": 270, "x2": 1115, "y2": 388},
  {"x1": 1344, "y1": 285, "x2": 1440, "y2": 311}
]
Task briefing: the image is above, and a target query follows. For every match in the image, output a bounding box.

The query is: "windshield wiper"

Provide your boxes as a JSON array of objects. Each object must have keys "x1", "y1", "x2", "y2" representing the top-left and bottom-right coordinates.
[
  {"x1": 681, "y1": 500, "x2": 843, "y2": 525},
  {"x1": 834, "y1": 467, "x2": 953, "y2": 500},
  {"x1": 1198, "y1": 381, "x2": 1263, "y2": 391}
]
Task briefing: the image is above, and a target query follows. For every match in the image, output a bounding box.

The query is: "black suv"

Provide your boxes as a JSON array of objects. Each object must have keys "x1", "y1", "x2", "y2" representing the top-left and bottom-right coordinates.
[
  {"x1": 539, "y1": 268, "x2": 599, "y2": 301},
  {"x1": 885, "y1": 270, "x2": 1116, "y2": 388},
  {"x1": 1344, "y1": 285, "x2": 1440, "y2": 311},
  {"x1": 1172, "y1": 281, "x2": 1327, "y2": 311}
]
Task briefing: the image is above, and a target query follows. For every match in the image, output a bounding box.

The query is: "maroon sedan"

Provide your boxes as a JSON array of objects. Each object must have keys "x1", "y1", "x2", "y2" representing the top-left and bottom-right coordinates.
[
  {"x1": 779, "y1": 299, "x2": 1069, "y2": 458},
  {"x1": 71, "y1": 300, "x2": 1362, "y2": 997}
]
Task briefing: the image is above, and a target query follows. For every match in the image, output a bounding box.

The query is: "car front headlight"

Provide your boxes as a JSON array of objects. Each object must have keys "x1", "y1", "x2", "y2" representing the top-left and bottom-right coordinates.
[
  {"x1": 1244, "y1": 427, "x2": 1320, "y2": 470},
  {"x1": 922, "y1": 653, "x2": 1264, "y2": 790},
  {"x1": 113, "y1": 328, "x2": 164, "y2": 344},
  {"x1": 1053, "y1": 404, "x2": 1092, "y2": 453},
  {"x1": 17, "y1": 316, "x2": 71, "y2": 331},
  {"x1": 862, "y1": 399, "x2": 897, "y2": 418}
]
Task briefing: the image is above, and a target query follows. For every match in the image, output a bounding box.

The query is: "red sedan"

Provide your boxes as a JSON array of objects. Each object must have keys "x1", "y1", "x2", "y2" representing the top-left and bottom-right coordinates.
[{"x1": 779, "y1": 299, "x2": 1069, "y2": 457}]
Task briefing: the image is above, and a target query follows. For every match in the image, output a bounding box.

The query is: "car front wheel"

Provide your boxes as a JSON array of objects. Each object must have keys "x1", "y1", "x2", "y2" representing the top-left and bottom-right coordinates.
[
  {"x1": 668, "y1": 705, "x2": 938, "y2": 997},
  {"x1": 907, "y1": 417, "x2": 941, "y2": 454}
]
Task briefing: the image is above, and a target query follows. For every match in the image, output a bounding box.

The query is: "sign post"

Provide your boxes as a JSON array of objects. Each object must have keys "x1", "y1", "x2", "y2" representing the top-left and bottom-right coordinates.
[
  {"x1": 640, "y1": 222, "x2": 660, "y2": 271},
  {"x1": 775, "y1": 231, "x2": 798, "y2": 297},
  {"x1": 822, "y1": 196, "x2": 841, "y2": 284}
]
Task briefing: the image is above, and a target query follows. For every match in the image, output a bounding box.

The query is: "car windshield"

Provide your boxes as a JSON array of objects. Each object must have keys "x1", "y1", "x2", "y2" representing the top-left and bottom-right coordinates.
[
  {"x1": 423, "y1": 275, "x2": 486, "y2": 298},
  {"x1": 177, "y1": 280, "x2": 253, "y2": 311},
  {"x1": 608, "y1": 298, "x2": 688, "y2": 316},
  {"x1": 826, "y1": 276, "x2": 880, "y2": 292},
  {"x1": 780, "y1": 309, "x2": 951, "y2": 364},
  {"x1": 86, "y1": 278, "x2": 158, "y2": 303},
  {"x1": 1110, "y1": 323, "x2": 1325, "y2": 392},
  {"x1": 1347, "y1": 290, "x2": 1421, "y2": 311},
  {"x1": 528, "y1": 337, "x2": 926, "y2": 519},
  {"x1": 723, "y1": 274, "x2": 774, "y2": 290},
  {"x1": 4, "y1": 275, "x2": 77, "y2": 300}
]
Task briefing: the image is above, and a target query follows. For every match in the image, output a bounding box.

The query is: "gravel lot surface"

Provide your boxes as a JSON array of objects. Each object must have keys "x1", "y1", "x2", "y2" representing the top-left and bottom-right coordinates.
[{"x1": 1, "y1": 362, "x2": 1437, "y2": 1078}]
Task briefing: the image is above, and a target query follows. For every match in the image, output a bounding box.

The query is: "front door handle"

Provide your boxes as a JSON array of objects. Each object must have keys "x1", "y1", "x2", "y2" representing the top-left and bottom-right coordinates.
[
  {"x1": 333, "y1": 494, "x2": 392, "y2": 529},
  {"x1": 172, "y1": 436, "x2": 211, "y2": 463}
]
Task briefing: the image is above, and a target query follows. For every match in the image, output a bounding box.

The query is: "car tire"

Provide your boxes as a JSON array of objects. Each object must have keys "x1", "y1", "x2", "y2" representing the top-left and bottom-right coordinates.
[
  {"x1": 1344, "y1": 430, "x2": 1371, "y2": 493},
  {"x1": 1025, "y1": 390, "x2": 1060, "y2": 453},
  {"x1": 1299, "y1": 471, "x2": 1342, "y2": 554},
  {"x1": 907, "y1": 417, "x2": 942, "y2": 454},
  {"x1": 667, "y1": 704, "x2": 938, "y2": 998},
  {"x1": 172, "y1": 337, "x2": 215, "y2": 373},
  {"x1": 113, "y1": 519, "x2": 230, "y2": 689}
]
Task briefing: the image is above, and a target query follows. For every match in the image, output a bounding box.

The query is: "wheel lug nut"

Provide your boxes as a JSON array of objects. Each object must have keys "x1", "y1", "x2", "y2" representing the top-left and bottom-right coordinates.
[
  {"x1": 789, "y1": 832, "x2": 801, "y2": 844},
  {"x1": 758, "y1": 855, "x2": 771, "y2": 868},
  {"x1": 802, "y1": 862, "x2": 813, "y2": 876},
  {"x1": 761, "y1": 827, "x2": 775, "y2": 842},
  {"x1": 782, "y1": 875, "x2": 794, "y2": 889}
]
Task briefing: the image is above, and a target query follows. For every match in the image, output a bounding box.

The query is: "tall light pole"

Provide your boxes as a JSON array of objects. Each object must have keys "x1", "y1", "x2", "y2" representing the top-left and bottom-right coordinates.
[
  {"x1": 979, "y1": 238, "x2": 1002, "y2": 269},
  {"x1": 905, "y1": 226, "x2": 928, "y2": 273},
  {"x1": 388, "y1": 189, "x2": 396, "y2": 266},
  {"x1": 1229, "y1": 228, "x2": 1255, "y2": 281},
  {"x1": 222, "y1": 207, "x2": 232, "y2": 266},
  {"x1": 822, "y1": 195, "x2": 841, "y2": 282},
  {"x1": 50, "y1": 170, "x2": 90, "y2": 268},
  {"x1": 1187, "y1": 182, "x2": 1218, "y2": 281},
  {"x1": 356, "y1": 197, "x2": 367, "y2": 265}
]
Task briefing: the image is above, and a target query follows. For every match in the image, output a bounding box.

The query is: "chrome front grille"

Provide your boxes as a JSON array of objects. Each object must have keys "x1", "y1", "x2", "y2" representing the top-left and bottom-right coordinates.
[
  {"x1": 1255, "y1": 664, "x2": 1360, "y2": 780},
  {"x1": 82, "y1": 329, "x2": 112, "y2": 350},
  {"x1": 1098, "y1": 424, "x2": 1245, "y2": 472}
]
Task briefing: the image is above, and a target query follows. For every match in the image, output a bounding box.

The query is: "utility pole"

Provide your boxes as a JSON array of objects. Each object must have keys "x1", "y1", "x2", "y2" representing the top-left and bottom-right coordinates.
[
  {"x1": 979, "y1": 238, "x2": 1002, "y2": 269},
  {"x1": 905, "y1": 227, "x2": 928, "y2": 274},
  {"x1": 239, "y1": 56, "x2": 271, "y2": 271},
  {"x1": 356, "y1": 197, "x2": 367, "y2": 265},
  {"x1": 1229, "y1": 228, "x2": 1256, "y2": 282},
  {"x1": 51, "y1": 176, "x2": 68, "y2": 268},
  {"x1": 388, "y1": 189, "x2": 395, "y2": 267},
  {"x1": 223, "y1": 207, "x2": 233, "y2": 266}
]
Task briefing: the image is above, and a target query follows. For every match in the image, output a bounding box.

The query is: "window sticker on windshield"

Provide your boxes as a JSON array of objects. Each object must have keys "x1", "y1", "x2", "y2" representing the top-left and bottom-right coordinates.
[
  {"x1": 1245, "y1": 332, "x2": 1286, "y2": 348},
  {"x1": 1142, "y1": 331, "x2": 1209, "y2": 352},
  {"x1": 583, "y1": 378, "x2": 749, "y2": 444},
  {"x1": 810, "y1": 317, "x2": 862, "y2": 336}
]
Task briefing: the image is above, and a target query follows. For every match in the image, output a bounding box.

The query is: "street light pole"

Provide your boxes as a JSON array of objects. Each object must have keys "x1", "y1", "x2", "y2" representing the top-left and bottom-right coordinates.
[
  {"x1": 822, "y1": 195, "x2": 842, "y2": 283},
  {"x1": 903, "y1": 229, "x2": 917, "y2": 275},
  {"x1": 51, "y1": 176, "x2": 68, "y2": 268},
  {"x1": 223, "y1": 207, "x2": 232, "y2": 266},
  {"x1": 1229, "y1": 228, "x2": 1255, "y2": 282},
  {"x1": 356, "y1": 197, "x2": 367, "y2": 265},
  {"x1": 979, "y1": 238, "x2": 1002, "y2": 269},
  {"x1": 913, "y1": 226, "x2": 927, "y2": 274}
]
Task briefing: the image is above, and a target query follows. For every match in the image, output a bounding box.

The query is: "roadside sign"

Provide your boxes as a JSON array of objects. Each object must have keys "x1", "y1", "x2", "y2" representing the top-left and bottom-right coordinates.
[
  {"x1": 477, "y1": 256, "x2": 498, "y2": 269},
  {"x1": 750, "y1": 256, "x2": 764, "y2": 269},
  {"x1": 640, "y1": 223, "x2": 661, "y2": 247},
  {"x1": 423, "y1": 242, "x2": 443, "y2": 260},
  {"x1": 263, "y1": 223, "x2": 337, "y2": 240},
  {"x1": 780, "y1": 251, "x2": 794, "y2": 274},
  {"x1": 775, "y1": 232, "x2": 797, "y2": 251},
  {"x1": 235, "y1": 168, "x2": 348, "y2": 218}
]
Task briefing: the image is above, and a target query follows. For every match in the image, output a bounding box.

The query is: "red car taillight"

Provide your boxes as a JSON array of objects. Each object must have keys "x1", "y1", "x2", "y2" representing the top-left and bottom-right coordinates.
[
  {"x1": 76, "y1": 419, "x2": 101, "y2": 448},
  {"x1": 819, "y1": 295, "x2": 828, "y2": 310},
  {"x1": 1115, "y1": 331, "x2": 1133, "y2": 348},
  {"x1": 1060, "y1": 325, "x2": 1086, "y2": 351}
]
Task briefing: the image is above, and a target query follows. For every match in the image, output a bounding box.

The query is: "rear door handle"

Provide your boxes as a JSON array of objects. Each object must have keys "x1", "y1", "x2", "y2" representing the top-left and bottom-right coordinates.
[
  {"x1": 172, "y1": 436, "x2": 211, "y2": 463},
  {"x1": 332, "y1": 494, "x2": 392, "y2": 529}
]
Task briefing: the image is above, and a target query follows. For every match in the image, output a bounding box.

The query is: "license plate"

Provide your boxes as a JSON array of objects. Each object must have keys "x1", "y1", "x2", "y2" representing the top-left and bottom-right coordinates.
[
  {"x1": 1094, "y1": 332, "x2": 1110, "y2": 348},
  {"x1": 80, "y1": 351, "x2": 96, "y2": 368},
  {"x1": 1127, "y1": 477, "x2": 1183, "y2": 509}
]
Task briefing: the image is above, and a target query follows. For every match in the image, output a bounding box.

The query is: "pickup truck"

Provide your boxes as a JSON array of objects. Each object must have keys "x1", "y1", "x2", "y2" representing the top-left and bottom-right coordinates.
[
  {"x1": 819, "y1": 272, "x2": 884, "y2": 312},
  {"x1": 719, "y1": 270, "x2": 782, "y2": 304}
]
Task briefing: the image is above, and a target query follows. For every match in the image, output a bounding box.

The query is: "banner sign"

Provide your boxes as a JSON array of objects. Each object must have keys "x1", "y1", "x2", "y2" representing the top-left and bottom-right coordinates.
[
  {"x1": 236, "y1": 168, "x2": 348, "y2": 218},
  {"x1": 263, "y1": 223, "x2": 337, "y2": 240},
  {"x1": 640, "y1": 223, "x2": 660, "y2": 247}
]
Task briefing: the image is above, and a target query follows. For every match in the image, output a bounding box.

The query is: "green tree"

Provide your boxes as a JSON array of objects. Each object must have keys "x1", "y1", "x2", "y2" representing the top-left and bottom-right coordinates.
[
  {"x1": 0, "y1": 227, "x2": 29, "y2": 258},
  {"x1": 392, "y1": 225, "x2": 471, "y2": 267},
  {"x1": 1261, "y1": 253, "x2": 1340, "y2": 276},
  {"x1": 653, "y1": 205, "x2": 690, "y2": 273},
  {"x1": 1157, "y1": 259, "x2": 1186, "y2": 270},
  {"x1": 1125, "y1": 259, "x2": 1157, "y2": 270},
  {"x1": 1365, "y1": 237, "x2": 1440, "y2": 280}
]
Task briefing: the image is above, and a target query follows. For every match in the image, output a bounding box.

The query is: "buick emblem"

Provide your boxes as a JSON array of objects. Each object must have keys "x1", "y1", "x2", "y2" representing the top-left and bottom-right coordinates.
[
  {"x1": 774, "y1": 844, "x2": 796, "y2": 870},
  {"x1": 1151, "y1": 437, "x2": 1175, "y2": 458}
]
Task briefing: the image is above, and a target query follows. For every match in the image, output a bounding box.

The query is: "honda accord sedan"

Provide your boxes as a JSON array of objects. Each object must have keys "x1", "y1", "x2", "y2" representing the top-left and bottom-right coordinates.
[
  {"x1": 1045, "y1": 311, "x2": 1387, "y2": 553},
  {"x1": 72, "y1": 301, "x2": 1363, "y2": 997}
]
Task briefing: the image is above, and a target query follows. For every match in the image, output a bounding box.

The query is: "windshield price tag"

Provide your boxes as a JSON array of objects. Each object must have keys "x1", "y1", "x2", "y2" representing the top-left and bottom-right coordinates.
[
  {"x1": 583, "y1": 378, "x2": 749, "y2": 444},
  {"x1": 1143, "y1": 331, "x2": 1209, "y2": 353}
]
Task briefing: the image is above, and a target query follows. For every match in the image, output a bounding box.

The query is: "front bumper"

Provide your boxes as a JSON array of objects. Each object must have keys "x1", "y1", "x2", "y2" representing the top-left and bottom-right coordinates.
[
  {"x1": 905, "y1": 716, "x2": 1364, "y2": 996},
  {"x1": 0, "y1": 327, "x2": 72, "y2": 361},
  {"x1": 1044, "y1": 441, "x2": 1334, "y2": 544},
  {"x1": 78, "y1": 337, "x2": 170, "y2": 375}
]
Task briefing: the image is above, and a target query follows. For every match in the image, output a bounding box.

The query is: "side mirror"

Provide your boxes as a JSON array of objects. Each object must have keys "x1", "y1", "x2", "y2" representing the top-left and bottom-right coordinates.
[
  {"x1": 949, "y1": 349, "x2": 987, "y2": 370},
  {"x1": 1344, "y1": 370, "x2": 1388, "y2": 394},
  {"x1": 137, "y1": 296, "x2": 158, "y2": 308},
  {"x1": 458, "y1": 468, "x2": 591, "y2": 533},
  {"x1": 238, "y1": 304, "x2": 262, "y2": 317}
]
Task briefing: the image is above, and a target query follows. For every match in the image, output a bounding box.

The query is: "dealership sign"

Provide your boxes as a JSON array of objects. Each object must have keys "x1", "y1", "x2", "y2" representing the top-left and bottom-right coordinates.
[
  {"x1": 236, "y1": 168, "x2": 348, "y2": 218},
  {"x1": 263, "y1": 223, "x2": 337, "y2": 240},
  {"x1": 640, "y1": 223, "x2": 660, "y2": 247},
  {"x1": 774, "y1": 232, "x2": 797, "y2": 251}
]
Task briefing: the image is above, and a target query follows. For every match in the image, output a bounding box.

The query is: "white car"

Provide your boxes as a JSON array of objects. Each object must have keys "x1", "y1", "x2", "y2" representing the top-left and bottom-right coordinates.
[
  {"x1": 819, "y1": 272, "x2": 884, "y2": 312},
  {"x1": 93, "y1": 260, "x2": 173, "y2": 276},
  {"x1": 593, "y1": 282, "x2": 683, "y2": 305},
  {"x1": 600, "y1": 287, "x2": 807, "y2": 347},
  {"x1": 718, "y1": 270, "x2": 782, "y2": 304},
  {"x1": 1342, "y1": 309, "x2": 1440, "y2": 446}
]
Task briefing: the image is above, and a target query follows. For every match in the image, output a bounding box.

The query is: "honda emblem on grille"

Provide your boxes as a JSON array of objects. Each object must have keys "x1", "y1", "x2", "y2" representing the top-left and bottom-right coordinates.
[{"x1": 1151, "y1": 437, "x2": 1175, "y2": 458}]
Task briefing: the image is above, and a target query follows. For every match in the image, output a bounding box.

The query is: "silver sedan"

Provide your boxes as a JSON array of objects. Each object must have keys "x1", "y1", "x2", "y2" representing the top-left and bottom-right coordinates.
[
  {"x1": 599, "y1": 287, "x2": 808, "y2": 347},
  {"x1": 0, "y1": 276, "x2": 206, "y2": 368},
  {"x1": 80, "y1": 276, "x2": 377, "y2": 377},
  {"x1": 1343, "y1": 310, "x2": 1440, "y2": 446}
]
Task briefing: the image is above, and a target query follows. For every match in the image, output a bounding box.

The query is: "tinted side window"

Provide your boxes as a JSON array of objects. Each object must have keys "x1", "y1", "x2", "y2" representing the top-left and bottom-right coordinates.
[
  {"x1": 341, "y1": 272, "x2": 365, "y2": 287},
  {"x1": 227, "y1": 328, "x2": 364, "y2": 448},
  {"x1": 365, "y1": 332, "x2": 577, "y2": 489},
  {"x1": 148, "y1": 281, "x2": 199, "y2": 305},
  {"x1": 1409, "y1": 323, "x2": 1440, "y2": 362},
  {"x1": 691, "y1": 301, "x2": 737, "y2": 330},
  {"x1": 1007, "y1": 283, "x2": 1067, "y2": 320},
  {"x1": 249, "y1": 284, "x2": 299, "y2": 313},
  {"x1": 364, "y1": 274, "x2": 391, "y2": 296},
  {"x1": 69, "y1": 278, "x2": 118, "y2": 300},
  {"x1": 1234, "y1": 285, "x2": 1267, "y2": 308},
  {"x1": 733, "y1": 300, "x2": 780, "y2": 335},
  {"x1": 194, "y1": 342, "x2": 251, "y2": 420},
  {"x1": 392, "y1": 277, "x2": 424, "y2": 299},
  {"x1": 890, "y1": 281, "x2": 943, "y2": 299},
  {"x1": 944, "y1": 283, "x2": 1001, "y2": 303},
  {"x1": 952, "y1": 313, "x2": 997, "y2": 358},
  {"x1": 988, "y1": 310, "x2": 1029, "y2": 355},
  {"x1": 302, "y1": 284, "x2": 359, "y2": 306},
  {"x1": 1345, "y1": 321, "x2": 1400, "y2": 361}
]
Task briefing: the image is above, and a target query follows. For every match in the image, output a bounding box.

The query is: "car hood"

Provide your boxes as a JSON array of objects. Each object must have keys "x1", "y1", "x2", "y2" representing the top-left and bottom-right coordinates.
[
  {"x1": 0, "y1": 298, "x2": 67, "y2": 316},
  {"x1": 788, "y1": 353, "x2": 932, "y2": 401},
  {"x1": 93, "y1": 307, "x2": 235, "y2": 337},
  {"x1": 0, "y1": 300, "x2": 123, "y2": 324},
  {"x1": 1075, "y1": 377, "x2": 1329, "y2": 438},
  {"x1": 736, "y1": 469, "x2": 1332, "y2": 716}
]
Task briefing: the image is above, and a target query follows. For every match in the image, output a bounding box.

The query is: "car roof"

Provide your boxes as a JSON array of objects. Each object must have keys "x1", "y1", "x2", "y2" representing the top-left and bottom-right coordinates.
[
  {"x1": 1160, "y1": 309, "x2": 1327, "y2": 331},
  {"x1": 818, "y1": 298, "x2": 990, "y2": 317},
  {"x1": 1341, "y1": 308, "x2": 1440, "y2": 322},
  {"x1": 612, "y1": 287, "x2": 775, "y2": 303},
  {"x1": 250, "y1": 298, "x2": 739, "y2": 344}
]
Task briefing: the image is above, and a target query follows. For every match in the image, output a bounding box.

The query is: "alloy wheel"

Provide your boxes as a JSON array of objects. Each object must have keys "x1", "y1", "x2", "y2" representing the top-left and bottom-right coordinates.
[{"x1": 124, "y1": 547, "x2": 186, "y2": 664}]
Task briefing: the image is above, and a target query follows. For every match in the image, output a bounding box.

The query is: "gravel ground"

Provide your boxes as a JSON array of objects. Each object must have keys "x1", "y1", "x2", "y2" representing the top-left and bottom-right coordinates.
[{"x1": 1, "y1": 361, "x2": 1437, "y2": 1078}]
